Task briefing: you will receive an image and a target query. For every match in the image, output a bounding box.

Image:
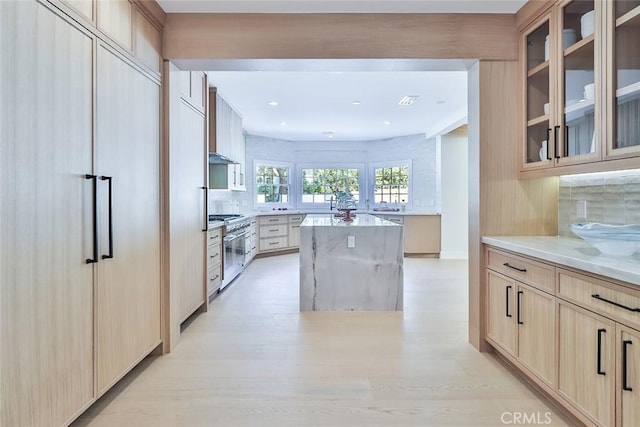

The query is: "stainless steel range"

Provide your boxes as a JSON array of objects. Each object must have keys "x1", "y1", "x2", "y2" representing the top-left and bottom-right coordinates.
[{"x1": 210, "y1": 214, "x2": 250, "y2": 290}]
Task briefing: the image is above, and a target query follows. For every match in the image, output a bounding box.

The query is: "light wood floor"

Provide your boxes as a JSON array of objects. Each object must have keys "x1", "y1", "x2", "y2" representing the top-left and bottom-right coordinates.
[{"x1": 74, "y1": 255, "x2": 572, "y2": 426}]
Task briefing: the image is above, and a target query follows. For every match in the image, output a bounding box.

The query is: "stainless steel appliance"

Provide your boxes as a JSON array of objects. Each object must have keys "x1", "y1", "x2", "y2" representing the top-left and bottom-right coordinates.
[{"x1": 210, "y1": 214, "x2": 250, "y2": 290}]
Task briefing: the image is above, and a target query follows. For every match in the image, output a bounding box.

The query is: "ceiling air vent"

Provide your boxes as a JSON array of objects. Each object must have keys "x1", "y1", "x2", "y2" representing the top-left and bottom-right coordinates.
[{"x1": 398, "y1": 95, "x2": 419, "y2": 106}]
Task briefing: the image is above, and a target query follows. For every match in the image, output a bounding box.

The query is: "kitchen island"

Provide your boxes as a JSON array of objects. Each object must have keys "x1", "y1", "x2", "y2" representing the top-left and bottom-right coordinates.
[{"x1": 299, "y1": 214, "x2": 404, "y2": 311}]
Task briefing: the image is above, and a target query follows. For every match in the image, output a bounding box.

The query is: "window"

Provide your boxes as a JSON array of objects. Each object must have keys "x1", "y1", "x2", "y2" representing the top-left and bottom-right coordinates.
[
  {"x1": 255, "y1": 163, "x2": 290, "y2": 204},
  {"x1": 373, "y1": 164, "x2": 409, "y2": 204},
  {"x1": 301, "y1": 168, "x2": 361, "y2": 204}
]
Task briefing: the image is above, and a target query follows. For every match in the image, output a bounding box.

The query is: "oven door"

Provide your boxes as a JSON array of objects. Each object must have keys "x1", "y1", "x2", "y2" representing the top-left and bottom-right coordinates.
[{"x1": 222, "y1": 230, "x2": 247, "y2": 288}]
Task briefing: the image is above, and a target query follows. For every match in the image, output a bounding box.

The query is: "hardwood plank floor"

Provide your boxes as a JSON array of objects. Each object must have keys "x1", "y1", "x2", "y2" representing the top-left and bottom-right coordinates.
[{"x1": 73, "y1": 255, "x2": 572, "y2": 426}]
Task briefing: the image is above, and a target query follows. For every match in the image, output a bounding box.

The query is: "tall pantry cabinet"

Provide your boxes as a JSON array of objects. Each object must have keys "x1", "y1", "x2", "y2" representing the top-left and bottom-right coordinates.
[{"x1": 0, "y1": 1, "x2": 162, "y2": 425}]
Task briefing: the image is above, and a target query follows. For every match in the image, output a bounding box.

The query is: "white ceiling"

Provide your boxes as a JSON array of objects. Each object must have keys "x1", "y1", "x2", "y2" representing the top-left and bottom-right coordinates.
[
  {"x1": 163, "y1": 1, "x2": 523, "y2": 141},
  {"x1": 158, "y1": 0, "x2": 527, "y2": 14},
  {"x1": 207, "y1": 70, "x2": 468, "y2": 141}
]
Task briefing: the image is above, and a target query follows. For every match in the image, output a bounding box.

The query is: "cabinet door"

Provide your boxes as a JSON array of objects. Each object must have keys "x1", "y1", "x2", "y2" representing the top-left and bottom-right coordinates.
[
  {"x1": 97, "y1": 0, "x2": 132, "y2": 50},
  {"x1": 173, "y1": 89, "x2": 207, "y2": 322},
  {"x1": 558, "y1": 303, "x2": 615, "y2": 427},
  {"x1": 556, "y1": 0, "x2": 602, "y2": 166},
  {"x1": 404, "y1": 215, "x2": 441, "y2": 254},
  {"x1": 606, "y1": 0, "x2": 640, "y2": 159},
  {"x1": 517, "y1": 284, "x2": 556, "y2": 387},
  {"x1": 487, "y1": 271, "x2": 517, "y2": 356},
  {"x1": 289, "y1": 223, "x2": 301, "y2": 247},
  {"x1": 95, "y1": 44, "x2": 161, "y2": 394},
  {"x1": 618, "y1": 325, "x2": 640, "y2": 427},
  {"x1": 0, "y1": 2, "x2": 94, "y2": 425},
  {"x1": 522, "y1": 12, "x2": 555, "y2": 169}
]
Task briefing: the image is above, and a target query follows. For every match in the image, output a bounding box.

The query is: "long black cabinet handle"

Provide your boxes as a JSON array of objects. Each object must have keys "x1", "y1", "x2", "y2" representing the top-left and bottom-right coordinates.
[
  {"x1": 623, "y1": 340, "x2": 633, "y2": 391},
  {"x1": 503, "y1": 262, "x2": 527, "y2": 273},
  {"x1": 201, "y1": 186, "x2": 208, "y2": 232},
  {"x1": 554, "y1": 125, "x2": 561, "y2": 159},
  {"x1": 597, "y1": 328, "x2": 607, "y2": 375},
  {"x1": 545, "y1": 128, "x2": 552, "y2": 160},
  {"x1": 592, "y1": 294, "x2": 640, "y2": 312},
  {"x1": 506, "y1": 285, "x2": 512, "y2": 318},
  {"x1": 564, "y1": 125, "x2": 569, "y2": 158},
  {"x1": 85, "y1": 174, "x2": 98, "y2": 264},
  {"x1": 517, "y1": 291, "x2": 524, "y2": 325},
  {"x1": 99, "y1": 176, "x2": 114, "y2": 259}
]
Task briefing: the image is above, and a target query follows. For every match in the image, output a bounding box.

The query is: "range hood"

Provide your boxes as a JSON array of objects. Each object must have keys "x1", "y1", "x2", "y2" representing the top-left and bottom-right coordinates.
[{"x1": 208, "y1": 152, "x2": 239, "y2": 164}]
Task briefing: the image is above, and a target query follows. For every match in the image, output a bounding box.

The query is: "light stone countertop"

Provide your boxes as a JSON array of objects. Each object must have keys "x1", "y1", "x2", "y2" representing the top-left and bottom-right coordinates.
[
  {"x1": 482, "y1": 236, "x2": 640, "y2": 287},
  {"x1": 301, "y1": 213, "x2": 402, "y2": 227},
  {"x1": 251, "y1": 210, "x2": 440, "y2": 217}
]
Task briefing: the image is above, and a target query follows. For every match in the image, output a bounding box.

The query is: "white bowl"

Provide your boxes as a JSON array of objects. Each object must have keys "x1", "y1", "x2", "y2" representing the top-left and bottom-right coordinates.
[
  {"x1": 581, "y1": 10, "x2": 595, "y2": 38},
  {"x1": 544, "y1": 35, "x2": 550, "y2": 61},
  {"x1": 563, "y1": 29, "x2": 577, "y2": 50},
  {"x1": 584, "y1": 83, "x2": 595, "y2": 101},
  {"x1": 539, "y1": 142, "x2": 548, "y2": 161},
  {"x1": 570, "y1": 223, "x2": 640, "y2": 256}
]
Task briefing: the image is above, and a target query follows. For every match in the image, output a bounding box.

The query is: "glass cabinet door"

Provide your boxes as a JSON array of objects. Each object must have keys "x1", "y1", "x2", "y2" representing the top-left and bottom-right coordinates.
[
  {"x1": 608, "y1": 0, "x2": 640, "y2": 158},
  {"x1": 557, "y1": 0, "x2": 600, "y2": 165},
  {"x1": 523, "y1": 15, "x2": 553, "y2": 168}
]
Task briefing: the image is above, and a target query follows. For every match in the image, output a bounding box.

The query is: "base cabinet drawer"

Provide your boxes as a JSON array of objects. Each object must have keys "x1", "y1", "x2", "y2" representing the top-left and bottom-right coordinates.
[
  {"x1": 260, "y1": 237, "x2": 288, "y2": 251},
  {"x1": 260, "y1": 224, "x2": 288, "y2": 238},
  {"x1": 207, "y1": 265, "x2": 222, "y2": 295},
  {"x1": 487, "y1": 248, "x2": 555, "y2": 293},
  {"x1": 288, "y1": 223, "x2": 301, "y2": 248},
  {"x1": 558, "y1": 269, "x2": 640, "y2": 331},
  {"x1": 259, "y1": 215, "x2": 288, "y2": 225}
]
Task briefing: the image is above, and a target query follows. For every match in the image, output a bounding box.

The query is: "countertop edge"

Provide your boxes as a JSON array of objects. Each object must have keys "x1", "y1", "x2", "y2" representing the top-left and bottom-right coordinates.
[{"x1": 482, "y1": 236, "x2": 640, "y2": 287}]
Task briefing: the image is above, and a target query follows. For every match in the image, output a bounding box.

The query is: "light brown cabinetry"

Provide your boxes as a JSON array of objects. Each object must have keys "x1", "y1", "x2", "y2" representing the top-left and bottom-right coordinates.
[
  {"x1": 1, "y1": 2, "x2": 162, "y2": 424},
  {"x1": 618, "y1": 326, "x2": 640, "y2": 427},
  {"x1": 97, "y1": 0, "x2": 132, "y2": 50},
  {"x1": 207, "y1": 227, "x2": 223, "y2": 297},
  {"x1": 95, "y1": 41, "x2": 161, "y2": 395},
  {"x1": 404, "y1": 215, "x2": 441, "y2": 255},
  {"x1": 168, "y1": 69, "x2": 208, "y2": 324},
  {"x1": 1, "y1": 3, "x2": 94, "y2": 425},
  {"x1": 520, "y1": 0, "x2": 640, "y2": 176},
  {"x1": 257, "y1": 214, "x2": 307, "y2": 254},
  {"x1": 208, "y1": 87, "x2": 246, "y2": 191},
  {"x1": 558, "y1": 302, "x2": 615, "y2": 426},
  {"x1": 486, "y1": 267, "x2": 556, "y2": 387}
]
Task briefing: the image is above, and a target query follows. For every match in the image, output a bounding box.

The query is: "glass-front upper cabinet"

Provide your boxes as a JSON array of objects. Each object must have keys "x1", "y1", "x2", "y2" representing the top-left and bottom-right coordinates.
[
  {"x1": 523, "y1": 13, "x2": 554, "y2": 169},
  {"x1": 556, "y1": 0, "x2": 601, "y2": 165},
  {"x1": 607, "y1": 0, "x2": 640, "y2": 158}
]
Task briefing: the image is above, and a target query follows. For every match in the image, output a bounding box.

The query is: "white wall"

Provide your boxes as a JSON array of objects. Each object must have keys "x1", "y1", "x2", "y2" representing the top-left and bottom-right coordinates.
[
  {"x1": 225, "y1": 133, "x2": 440, "y2": 213},
  {"x1": 439, "y1": 134, "x2": 468, "y2": 259}
]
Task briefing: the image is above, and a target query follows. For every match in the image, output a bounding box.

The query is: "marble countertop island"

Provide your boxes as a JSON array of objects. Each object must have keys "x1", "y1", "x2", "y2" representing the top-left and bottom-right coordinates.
[
  {"x1": 482, "y1": 236, "x2": 640, "y2": 286},
  {"x1": 299, "y1": 214, "x2": 404, "y2": 311}
]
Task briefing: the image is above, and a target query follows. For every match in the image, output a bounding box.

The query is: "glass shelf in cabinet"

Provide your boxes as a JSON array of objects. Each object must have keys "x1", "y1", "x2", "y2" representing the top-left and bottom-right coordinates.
[
  {"x1": 616, "y1": 5, "x2": 640, "y2": 27},
  {"x1": 564, "y1": 99, "x2": 595, "y2": 122}
]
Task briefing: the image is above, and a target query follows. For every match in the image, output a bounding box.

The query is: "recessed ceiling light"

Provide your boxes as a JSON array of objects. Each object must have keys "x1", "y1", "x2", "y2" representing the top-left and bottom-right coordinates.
[
  {"x1": 268, "y1": 101, "x2": 279, "y2": 106},
  {"x1": 399, "y1": 96, "x2": 419, "y2": 106},
  {"x1": 384, "y1": 121, "x2": 392, "y2": 125},
  {"x1": 280, "y1": 121, "x2": 287, "y2": 126},
  {"x1": 352, "y1": 101, "x2": 361, "y2": 105},
  {"x1": 437, "y1": 100, "x2": 446, "y2": 105}
]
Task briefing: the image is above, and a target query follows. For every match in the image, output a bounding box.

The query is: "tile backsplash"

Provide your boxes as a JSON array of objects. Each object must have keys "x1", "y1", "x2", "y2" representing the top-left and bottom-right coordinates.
[{"x1": 558, "y1": 169, "x2": 640, "y2": 237}]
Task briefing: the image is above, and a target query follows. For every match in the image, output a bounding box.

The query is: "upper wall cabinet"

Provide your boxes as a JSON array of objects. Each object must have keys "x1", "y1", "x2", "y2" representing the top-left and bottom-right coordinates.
[
  {"x1": 97, "y1": 0, "x2": 132, "y2": 50},
  {"x1": 520, "y1": 0, "x2": 640, "y2": 177},
  {"x1": 521, "y1": 0, "x2": 602, "y2": 173},
  {"x1": 606, "y1": 0, "x2": 640, "y2": 159}
]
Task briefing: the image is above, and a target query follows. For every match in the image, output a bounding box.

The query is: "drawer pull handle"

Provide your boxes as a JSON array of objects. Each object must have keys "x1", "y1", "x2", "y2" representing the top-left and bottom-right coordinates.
[
  {"x1": 517, "y1": 290, "x2": 524, "y2": 325},
  {"x1": 210, "y1": 253, "x2": 219, "y2": 258},
  {"x1": 269, "y1": 219, "x2": 279, "y2": 222},
  {"x1": 503, "y1": 262, "x2": 526, "y2": 273},
  {"x1": 505, "y1": 285, "x2": 512, "y2": 318},
  {"x1": 269, "y1": 229, "x2": 279, "y2": 232},
  {"x1": 623, "y1": 340, "x2": 633, "y2": 391},
  {"x1": 591, "y1": 294, "x2": 640, "y2": 312},
  {"x1": 210, "y1": 275, "x2": 219, "y2": 282},
  {"x1": 597, "y1": 328, "x2": 607, "y2": 376},
  {"x1": 268, "y1": 242, "x2": 278, "y2": 245}
]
